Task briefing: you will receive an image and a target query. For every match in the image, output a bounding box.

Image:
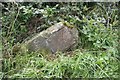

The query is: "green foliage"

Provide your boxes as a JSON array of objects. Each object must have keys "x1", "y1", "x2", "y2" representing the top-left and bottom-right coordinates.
[
  {"x1": 80, "y1": 17, "x2": 118, "y2": 51},
  {"x1": 1, "y1": 2, "x2": 119, "y2": 78},
  {"x1": 0, "y1": 39, "x2": 2, "y2": 53},
  {"x1": 2, "y1": 49, "x2": 118, "y2": 78}
]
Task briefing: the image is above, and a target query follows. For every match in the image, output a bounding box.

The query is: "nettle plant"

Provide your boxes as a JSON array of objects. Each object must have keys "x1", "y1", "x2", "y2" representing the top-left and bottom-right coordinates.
[{"x1": 80, "y1": 17, "x2": 118, "y2": 52}]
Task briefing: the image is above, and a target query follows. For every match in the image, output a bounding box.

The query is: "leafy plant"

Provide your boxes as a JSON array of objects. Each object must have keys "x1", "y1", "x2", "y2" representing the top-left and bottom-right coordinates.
[
  {"x1": 1, "y1": 2, "x2": 119, "y2": 78},
  {"x1": 80, "y1": 17, "x2": 118, "y2": 51}
]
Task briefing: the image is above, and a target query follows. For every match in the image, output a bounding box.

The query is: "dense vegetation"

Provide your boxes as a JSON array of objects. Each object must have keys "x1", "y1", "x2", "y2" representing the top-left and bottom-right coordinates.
[{"x1": 1, "y1": 2, "x2": 119, "y2": 78}]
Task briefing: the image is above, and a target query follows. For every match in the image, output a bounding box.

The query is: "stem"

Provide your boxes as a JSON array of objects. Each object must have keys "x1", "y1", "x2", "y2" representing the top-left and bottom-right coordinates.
[{"x1": 8, "y1": 2, "x2": 20, "y2": 37}]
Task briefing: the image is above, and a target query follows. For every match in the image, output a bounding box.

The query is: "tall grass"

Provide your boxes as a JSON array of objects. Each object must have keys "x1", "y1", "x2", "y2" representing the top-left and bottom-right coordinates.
[
  {"x1": 1, "y1": 2, "x2": 119, "y2": 78},
  {"x1": 2, "y1": 49, "x2": 118, "y2": 78}
]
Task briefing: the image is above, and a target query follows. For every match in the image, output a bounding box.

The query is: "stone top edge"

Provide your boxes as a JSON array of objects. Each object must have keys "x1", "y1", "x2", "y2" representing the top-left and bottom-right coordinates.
[{"x1": 25, "y1": 22, "x2": 68, "y2": 44}]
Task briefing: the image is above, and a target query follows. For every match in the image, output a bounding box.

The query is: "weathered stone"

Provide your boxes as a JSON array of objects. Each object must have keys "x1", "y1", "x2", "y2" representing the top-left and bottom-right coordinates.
[{"x1": 25, "y1": 22, "x2": 78, "y2": 53}]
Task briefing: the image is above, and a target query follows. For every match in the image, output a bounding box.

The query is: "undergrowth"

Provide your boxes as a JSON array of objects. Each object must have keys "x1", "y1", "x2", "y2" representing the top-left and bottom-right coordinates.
[
  {"x1": 2, "y1": 17, "x2": 119, "y2": 78},
  {"x1": 2, "y1": 49, "x2": 118, "y2": 78},
  {"x1": 1, "y1": 2, "x2": 119, "y2": 79}
]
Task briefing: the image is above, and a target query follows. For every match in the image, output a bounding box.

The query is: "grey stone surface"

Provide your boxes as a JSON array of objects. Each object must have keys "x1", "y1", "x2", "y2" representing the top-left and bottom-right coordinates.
[{"x1": 25, "y1": 22, "x2": 78, "y2": 53}]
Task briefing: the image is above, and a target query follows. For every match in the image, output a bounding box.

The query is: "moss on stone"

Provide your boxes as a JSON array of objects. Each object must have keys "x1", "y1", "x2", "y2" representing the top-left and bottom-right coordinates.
[{"x1": 60, "y1": 20, "x2": 75, "y2": 28}]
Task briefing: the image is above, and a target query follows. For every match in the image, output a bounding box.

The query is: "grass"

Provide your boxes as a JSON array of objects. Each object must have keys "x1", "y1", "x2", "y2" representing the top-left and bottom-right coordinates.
[
  {"x1": 3, "y1": 49, "x2": 118, "y2": 78},
  {"x1": 0, "y1": 33, "x2": 3, "y2": 79},
  {"x1": 1, "y1": 2, "x2": 119, "y2": 79},
  {"x1": 0, "y1": 35, "x2": 2, "y2": 56},
  {"x1": 2, "y1": 15, "x2": 119, "y2": 78}
]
